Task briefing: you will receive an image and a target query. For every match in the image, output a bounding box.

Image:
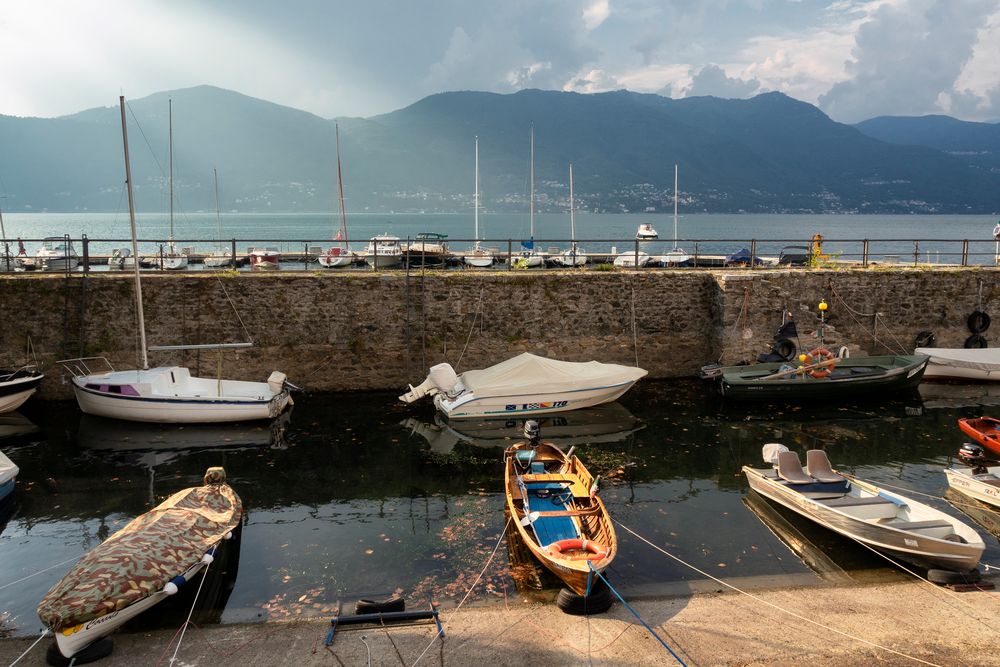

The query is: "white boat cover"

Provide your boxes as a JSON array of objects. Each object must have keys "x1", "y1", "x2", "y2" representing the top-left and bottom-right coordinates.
[
  {"x1": 916, "y1": 347, "x2": 1000, "y2": 372},
  {"x1": 0, "y1": 451, "x2": 17, "y2": 486},
  {"x1": 459, "y1": 353, "x2": 647, "y2": 398}
]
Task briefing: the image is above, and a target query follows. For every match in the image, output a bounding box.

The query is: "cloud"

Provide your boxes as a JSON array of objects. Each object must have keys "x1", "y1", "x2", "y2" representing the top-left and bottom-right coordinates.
[
  {"x1": 818, "y1": 0, "x2": 997, "y2": 122},
  {"x1": 684, "y1": 64, "x2": 760, "y2": 98},
  {"x1": 563, "y1": 68, "x2": 621, "y2": 93},
  {"x1": 582, "y1": 0, "x2": 611, "y2": 30}
]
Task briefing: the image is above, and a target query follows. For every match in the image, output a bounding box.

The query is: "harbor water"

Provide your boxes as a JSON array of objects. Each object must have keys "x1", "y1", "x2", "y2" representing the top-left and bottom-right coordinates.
[{"x1": 2, "y1": 380, "x2": 998, "y2": 636}]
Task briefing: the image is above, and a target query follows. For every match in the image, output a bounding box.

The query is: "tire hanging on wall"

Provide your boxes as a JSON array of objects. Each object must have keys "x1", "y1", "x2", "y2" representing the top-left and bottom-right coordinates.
[
  {"x1": 914, "y1": 330, "x2": 935, "y2": 348},
  {"x1": 964, "y1": 334, "x2": 988, "y2": 349},
  {"x1": 773, "y1": 338, "x2": 796, "y2": 361},
  {"x1": 968, "y1": 310, "x2": 991, "y2": 334}
]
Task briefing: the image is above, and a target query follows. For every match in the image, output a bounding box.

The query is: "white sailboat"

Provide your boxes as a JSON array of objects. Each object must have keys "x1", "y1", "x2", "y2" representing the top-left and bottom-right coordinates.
[
  {"x1": 553, "y1": 164, "x2": 586, "y2": 267},
  {"x1": 0, "y1": 202, "x2": 23, "y2": 272},
  {"x1": 463, "y1": 136, "x2": 494, "y2": 267},
  {"x1": 162, "y1": 99, "x2": 188, "y2": 271},
  {"x1": 319, "y1": 123, "x2": 355, "y2": 269},
  {"x1": 203, "y1": 169, "x2": 233, "y2": 268},
  {"x1": 58, "y1": 96, "x2": 292, "y2": 424},
  {"x1": 517, "y1": 126, "x2": 544, "y2": 267},
  {"x1": 661, "y1": 164, "x2": 690, "y2": 266}
]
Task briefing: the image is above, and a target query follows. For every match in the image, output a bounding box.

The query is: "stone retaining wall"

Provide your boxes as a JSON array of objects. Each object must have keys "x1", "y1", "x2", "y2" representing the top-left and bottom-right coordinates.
[{"x1": 2, "y1": 267, "x2": 997, "y2": 400}]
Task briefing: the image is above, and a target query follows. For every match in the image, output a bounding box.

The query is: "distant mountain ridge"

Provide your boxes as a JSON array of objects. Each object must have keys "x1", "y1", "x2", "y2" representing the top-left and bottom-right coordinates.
[
  {"x1": 1, "y1": 85, "x2": 998, "y2": 214},
  {"x1": 854, "y1": 115, "x2": 1000, "y2": 172}
]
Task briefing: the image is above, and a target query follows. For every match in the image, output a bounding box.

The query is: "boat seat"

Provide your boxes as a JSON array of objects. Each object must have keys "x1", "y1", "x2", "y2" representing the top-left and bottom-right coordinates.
[
  {"x1": 775, "y1": 451, "x2": 813, "y2": 484},
  {"x1": 530, "y1": 462, "x2": 547, "y2": 474},
  {"x1": 883, "y1": 520, "x2": 952, "y2": 531},
  {"x1": 524, "y1": 475, "x2": 590, "y2": 498},
  {"x1": 805, "y1": 450, "x2": 845, "y2": 484},
  {"x1": 818, "y1": 495, "x2": 893, "y2": 507}
]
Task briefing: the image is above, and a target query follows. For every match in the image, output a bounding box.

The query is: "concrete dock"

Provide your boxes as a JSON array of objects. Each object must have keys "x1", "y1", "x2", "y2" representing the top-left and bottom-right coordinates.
[{"x1": 3, "y1": 576, "x2": 997, "y2": 666}]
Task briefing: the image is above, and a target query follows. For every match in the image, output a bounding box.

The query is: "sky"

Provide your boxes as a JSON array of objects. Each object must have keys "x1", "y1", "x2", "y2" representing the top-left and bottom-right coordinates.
[{"x1": 2, "y1": 0, "x2": 999, "y2": 124}]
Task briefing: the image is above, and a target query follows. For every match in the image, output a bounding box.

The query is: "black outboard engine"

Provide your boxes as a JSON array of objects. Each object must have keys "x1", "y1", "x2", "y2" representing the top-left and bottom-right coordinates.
[
  {"x1": 523, "y1": 420, "x2": 540, "y2": 446},
  {"x1": 958, "y1": 442, "x2": 992, "y2": 474}
]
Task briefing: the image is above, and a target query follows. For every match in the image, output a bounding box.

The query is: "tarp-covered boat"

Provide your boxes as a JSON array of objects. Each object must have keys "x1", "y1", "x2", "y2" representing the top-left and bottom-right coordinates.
[
  {"x1": 916, "y1": 346, "x2": 1000, "y2": 381},
  {"x1": 743, "y1": 445, "x2": 983, "y2": 574},
  {"x1": 400, "y1": 353, "x2": 646, "y2": 419},
  {"x1": 38, "y1": 467, "x2": 242, "y2": 660},
  {"x1": 718, "y1": 353, "x2": 927, "y2": 401},
  {"x1": 0, "y1": 450, "x2": 18, "y2": 501}
]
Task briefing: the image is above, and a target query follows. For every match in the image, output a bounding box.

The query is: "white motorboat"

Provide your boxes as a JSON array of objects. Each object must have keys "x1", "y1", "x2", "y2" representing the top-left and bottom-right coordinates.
[
  {"x1": 915, "y1": 346, "x2": 1000, "y2": 381},
  {"x1": 636, "y1": 223, "x2": 658, "y2": 241},
  {"x1": 400, "y1": 352, "x2": 647, "y2": 419},
  {"x1": 364, "y1": 234, "x2": 403, "y2": 268},
  {"x1": 403, "y1": 232, "x2": 449, "y2": 267},
  {"x1": 552, "y1": 164, "x2": 587, "y2": 267},
  {"x1": 743, "y1": 444, "x2": 983, "y2": 574},
  {"x1": 35, "y1": 237, "x2": 79, "y2": 271},
  {"x1": 162, "y1": 99, "x2": 189, "y2": 271},
  {"x1": 319, "y1": 123, "x2": 356, "y2": 269},
  {"x1": 613, "y1": 250, "x2": 652, "y2": 268},
  {"x1": 0, "y1": 450, "x2": 17, "y2": 501},
  {"x1": 463, "y1": 136, "x2": 495, "y2": 268},
  {"x1": 248, "y1": 247, "x2": 280, "y2": 270},
  {"x1": 58, "y1": 96, "x2": 293, "y2": 425},
  {"x1": 202, "y1": 169, "x2": 234, "y2": 268},
  {"x1": 0, "y1": 367, "x2": 44, "y2": 413},
  {"x1": 945, "y1": 464, "x2": 1000, "y2": 508},
  {"x1": 38, "y1": 467, "x2": 241, "y2": 661}
]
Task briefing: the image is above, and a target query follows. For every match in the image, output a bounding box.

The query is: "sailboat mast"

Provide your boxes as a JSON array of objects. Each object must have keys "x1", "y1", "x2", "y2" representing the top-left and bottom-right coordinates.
[
  {"x1": 529, "y1": 125, "x2": 535, "y2": 239},
  {"x1": 335, "y1": 123, "x2": 349, "y2": 250},
  {"x1": 673, "y1": 163, "x2": 679, "y2": 247},
  {"x1": 168, "y1": 99, "x2": 174, "y2": 244},
  {"x1": 569, "y1": 163, "x2": 575, "y2": 245},
  {"x1": 474, "y1": 135, "x2": 480, "y2": 249},
  {"x1": 213, "y1": 168, "x2": 222, "y2": 250},
  {"x1": 119, "y1": 95, "x2": 149, "y2": 370},
  {"x1": 0, "y1": 199, "x2": 9, "y2": 270}
]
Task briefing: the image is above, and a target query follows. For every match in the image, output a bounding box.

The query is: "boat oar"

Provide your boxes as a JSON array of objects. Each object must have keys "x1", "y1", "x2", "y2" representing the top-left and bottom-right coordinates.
[
  {"x1": 520, "y1": 511, "x2": 540, "y2": 526},
  {"x1": 760, "y1": 357, "x2": 839, "y2": 381}
]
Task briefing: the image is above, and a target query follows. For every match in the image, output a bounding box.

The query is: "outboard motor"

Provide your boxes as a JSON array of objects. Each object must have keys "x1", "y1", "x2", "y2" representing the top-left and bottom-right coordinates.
[
  {"x1": 524, "y1": 420, "x2": 541, "y2": 446},
  {"x1": 958, "y1": 442, "x2": 989, "y2": 467},
  {"x1": 399, "y1": 363, "x2": 459, "y2": 403},
  {"x1": 761, "y1": 443, "x2": 790, "y2": 467}
]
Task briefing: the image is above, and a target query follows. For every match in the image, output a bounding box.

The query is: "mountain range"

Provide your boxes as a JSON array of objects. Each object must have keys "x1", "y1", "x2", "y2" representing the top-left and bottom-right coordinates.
[{"x1": 1, "y1": 85, "x2": 998, "y2": 215}]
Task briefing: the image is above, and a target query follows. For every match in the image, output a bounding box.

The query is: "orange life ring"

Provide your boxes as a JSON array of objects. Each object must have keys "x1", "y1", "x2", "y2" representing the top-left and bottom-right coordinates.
[
  {"x1": 806, "y1": 347, "x2": 837, "y2": 378},
  {"x1": 547, "y1": 538, "x2": 608, "y2": 560}
]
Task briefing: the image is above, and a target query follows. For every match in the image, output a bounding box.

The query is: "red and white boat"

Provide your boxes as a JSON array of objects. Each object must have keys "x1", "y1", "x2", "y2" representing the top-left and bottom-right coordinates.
[{"x1": 248, "y1": 247, "x2": 280, "y2": 271}]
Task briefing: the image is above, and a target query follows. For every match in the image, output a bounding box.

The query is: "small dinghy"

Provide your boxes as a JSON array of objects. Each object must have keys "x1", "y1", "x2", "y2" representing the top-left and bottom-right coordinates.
[
  {"x1": 958, "y1": 416, "x2": 1000, "y2": 457},
  {"x1": 945, "y1": 442, "x2": 1000, "y2": 508},
  {"x1": 742, "y1": 445, "x2": 983, "y2": 576},
  {"x1": 38, "y1": 467, "x2": 242, "y2": 661},
  {"x1": 400, "y1": 352, "x2": 646, "y2": 419},
  {"x1": 504, "y1": 421, "x2": 617, "y2": 613},
  {"x1": 0, "y1": 450, "x2": 18, "y2": 501}
]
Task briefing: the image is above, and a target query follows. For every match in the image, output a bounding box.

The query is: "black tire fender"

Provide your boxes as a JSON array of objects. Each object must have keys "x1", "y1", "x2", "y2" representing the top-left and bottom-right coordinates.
[
  {"x1": 773, "y1": 337, "x2": 796, "y2": 361},
  {"x1": 355, "y1": 596, "x2": 405, "y2": 614},
  {"x1": 556, "y1": 580, "x2": 614, "y2": 615},
  {"x1": 964, "y1": 334, "x2": 988, "y2": 349},
  {"x1": 46, "y1": 637, "x2": 114, "y2": 666},
  {"x1": 914, "y1": 330, "x2": 935, "y2": 348},
  {"x1": 968, "y1": 310, "x2": 991, "y2": 334},
  {"x1": 926, "y1": 568, "x2": 981, "y2": 586}
]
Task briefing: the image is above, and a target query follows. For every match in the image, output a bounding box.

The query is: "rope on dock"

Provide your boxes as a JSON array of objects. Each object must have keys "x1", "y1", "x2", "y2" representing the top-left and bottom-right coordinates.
[
  {"x1": 409, "y1": 516, "x2": 510, "y2": 667},
  {"x1": 614, "y1": 519, "x2": 945, "y2": 666},
  {"x1": 7, "y1": 629, "x2": 50, "y2": 666},
  {"x1": 586, "y1": 564, "x2": 687, "y2": 666}
]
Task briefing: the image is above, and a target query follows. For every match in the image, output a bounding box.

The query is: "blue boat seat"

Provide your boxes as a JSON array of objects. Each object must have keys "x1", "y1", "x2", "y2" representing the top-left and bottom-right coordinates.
[
  {"x1": 524, "y1": 483, "x2": 578, "y2": 546},
  {"x1": 530, "y1": 462, "x2": 546, "y2": 474},
  {"x1": 515, "y1": 450, "x2": 536, "y2": 464}
]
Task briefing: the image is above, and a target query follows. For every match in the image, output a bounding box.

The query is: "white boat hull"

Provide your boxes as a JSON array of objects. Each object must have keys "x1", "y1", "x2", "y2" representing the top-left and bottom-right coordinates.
[
  {"x1": 364, "y1": 253, "x2": 402, "y2": 269},
  {"x1": 318, "y1": 252, "x2": 354, "y2": 268},
  {"x1": 945, "y1": 467, "x2": 1000, "y2": 508},
  {"x1": 463, "y1": 254, "x2": 494, "y2": 267},
  {"x1": 613, "y1": 252, "x2": 651, "y2": 268},
  {"x1": 553, "y1": 251, "x2": 587, "y2": 267},
  {"x1": 0, "y1": 387, "x2": 38, "y2": 413},
  {"x1": 38, "y1": 257, "x2": 79, "y2": 271},
  {"x1": 203, "y1": 254, "x2": 233, "y2": 268},
  {"x1": 162, "y1": 255, "x2": 188, "y2": 270},
  {"x1": 916, "y1": 347, "x2": 1000, "y2": 381},
  {"x1": 434, "y1": 380, "x2": 640, "y2": 419},
  {"x1": 250, "y1": 254, "x2": 280, "y2": 271}
]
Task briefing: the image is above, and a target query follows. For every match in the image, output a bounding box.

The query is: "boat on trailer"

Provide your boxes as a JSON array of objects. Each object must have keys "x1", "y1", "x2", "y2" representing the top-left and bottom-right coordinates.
[
  {"x1": 743, "y1": 444, "x2": 983, "y2": 575},
  {"x1": 38, "y1": 467, "x2": 242, "y2": 662},
  {"x1": 400, "y1": 352, "x2": 647, "y2": 419},
  {"x1": 504, "y1": 423, "x2": 617, "y2": 605}
]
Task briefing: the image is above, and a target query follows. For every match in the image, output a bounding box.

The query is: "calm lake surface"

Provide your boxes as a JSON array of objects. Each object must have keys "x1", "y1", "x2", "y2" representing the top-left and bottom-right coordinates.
[
  {"x1": 2, "y1": 380, "x2": 999, "y2": 637},
  {"x1": 3, "y1": 212, "x2": 1000, "y2": 264}
]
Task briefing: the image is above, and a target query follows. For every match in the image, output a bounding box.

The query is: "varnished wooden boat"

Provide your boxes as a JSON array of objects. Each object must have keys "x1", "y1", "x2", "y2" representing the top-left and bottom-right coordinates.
[
  {"x1": 958, "y1": 417, "x2": 1000, "y2": 457},
  {"x1": 504, "y1": 439, "x2": 617, "y2": 596}
]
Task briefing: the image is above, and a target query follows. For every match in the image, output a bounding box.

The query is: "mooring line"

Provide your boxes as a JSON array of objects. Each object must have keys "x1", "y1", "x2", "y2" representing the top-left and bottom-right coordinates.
[
  {"x1": 164, "y1": 551, "x2": 215, "y2": 667},
  {"x1": 7, "y1": 629, "x2": 50, "y2": 667},
  {"x1": 409, "y1": 517, "x2": 510, "y2": 667},
  {"x1": 860, "y1": 476, "x2": 1000, "y2": 518},
  {"x1": 587, "y1": 565, "x2": 687, "y2": 666},
  {"x1": 615, "y1": 519, "x2": 944, "y2": 666},
  {"x1": 0, "y1": 554, "x2": 83, "y2": 592}
]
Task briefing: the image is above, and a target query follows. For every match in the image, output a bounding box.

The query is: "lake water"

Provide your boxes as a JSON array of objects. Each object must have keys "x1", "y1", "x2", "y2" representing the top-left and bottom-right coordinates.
[
  {"x1": 2, "y1": 380, "x2": 998, "y2": 637},
  {"x1": 3, "y1": 212, "x2": 1000, "y2": 264}
]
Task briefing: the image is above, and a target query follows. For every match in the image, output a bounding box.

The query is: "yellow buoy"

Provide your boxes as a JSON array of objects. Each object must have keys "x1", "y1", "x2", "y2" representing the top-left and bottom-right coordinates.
[{"x1": 818, "y1": 300, "x2": 828, "y2": 312}]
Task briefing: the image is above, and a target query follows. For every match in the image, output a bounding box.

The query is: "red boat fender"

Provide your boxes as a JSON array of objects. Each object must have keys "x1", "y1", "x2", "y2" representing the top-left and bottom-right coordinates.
[{"x1": 547, "y1": 538, "x2": 608, "y2": 560}]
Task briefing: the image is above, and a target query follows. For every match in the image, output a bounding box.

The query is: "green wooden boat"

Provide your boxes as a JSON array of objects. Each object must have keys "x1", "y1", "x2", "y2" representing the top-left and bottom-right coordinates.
[{"x1": 718, "y1": 354, "x2": 928, "y2": 401}]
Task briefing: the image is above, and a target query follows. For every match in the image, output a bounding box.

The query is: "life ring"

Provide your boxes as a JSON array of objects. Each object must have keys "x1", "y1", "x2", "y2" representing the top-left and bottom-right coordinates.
[
  {"x1": 547, "y1": 538, "x2": 608, "y2": 560},
  {"x1": 805, "y1": 347, "x2": 837, "y2": 378},
  {"x1": 964, "y1": 334, "x2": 988, "y2": 349},
  {"x1": 968, "y1": 311, "x2": 991, "y2": 334}
]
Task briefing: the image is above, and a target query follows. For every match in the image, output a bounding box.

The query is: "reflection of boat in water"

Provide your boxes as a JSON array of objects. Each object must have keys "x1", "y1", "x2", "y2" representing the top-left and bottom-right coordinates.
[
  {"x1": 0, "y1": 412, "x2": 39, "y2": 442},
  {"x1": 743, "y1": 490, "x2": 890, "y2": 583},
  {"x1": 76, "y1": 411, "x2": 289, "y2": 452},
  {"x1": 918, "y1": 382, "x2": 1000, "y2": 409},
  {"x1": 400, "y1": 402, "x2": 644, "y2": 453},
  {"x1": 945, "y1": 488, "x2": 1000, "y2": 539}
]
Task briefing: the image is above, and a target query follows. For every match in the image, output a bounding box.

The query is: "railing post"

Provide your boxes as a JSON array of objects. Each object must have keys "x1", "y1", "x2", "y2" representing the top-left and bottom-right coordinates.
[
  {"x1": 862, "y1": 239, "x2": 869, "y2": 268},
  {"x1": 372, "y1": 238, "x2": 378, "y2": 272},
  {"x1": 82, "y1": 234, "x2": 89, "y2": 274},
  {"x1": 962, "y1": 239, "x2": 969, "y2": 267},
  {"x1": 913, "y1": 240, "x2": 919, "y2": 267},
  {"x1": 231, "y1": 239, "x2": 237, "y2": 268},
  {"x1": 750, "y1": 239, "x2": 757, "y2": 270},
  {"x1": 507, "y1": 239, "x2": 512, "y2": 271},
  {"x1": 304, "y1": 242, "x2": 309, "y2": 271},
  {"x1": 634, "y1": 238, "x2": 639, "y2": 270},
  {"x1": 159, "y1": 243, "x2": 164, "y2": 271}
]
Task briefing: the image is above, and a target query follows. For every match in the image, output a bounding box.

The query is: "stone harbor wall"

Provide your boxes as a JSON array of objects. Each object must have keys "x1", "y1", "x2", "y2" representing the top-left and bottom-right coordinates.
[{"x1": 2, "y1": 267, "x2": 998, "y2": 400}]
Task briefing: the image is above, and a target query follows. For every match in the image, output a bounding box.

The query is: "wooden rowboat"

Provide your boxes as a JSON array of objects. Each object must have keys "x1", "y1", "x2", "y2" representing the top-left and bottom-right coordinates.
[
  {"x1": 504, "y1": 438, "x2": 617, "y2": 596},
  {"x1": 958, "y1": 417, "x2": 1000, "y2": 457}
]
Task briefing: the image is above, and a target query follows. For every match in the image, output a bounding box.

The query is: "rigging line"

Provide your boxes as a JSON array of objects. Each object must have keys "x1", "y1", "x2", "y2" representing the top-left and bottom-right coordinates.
[
  {"x1": 409, "y1": 516, "x2": 511, "y2": 667},
  {"x1": 829, "y1": 285, "x2": 905, "y2": 355},
  {"x1": 0, "y1": 554, "x2": 84, "y2": 592},
  {"x1": 125, "y1": 101, "x2": 167, "y2": 180},
  {"x1": 717, "y1": 286, "x2": 751, "y2": 362},
  {"x1": 614, "y1": 519, "x2": 944, "y2": 667},
  {"x1": 214, "y1": 277, "x2": 254, "y2": 344},
  {"x1": 454, "y1": 287, "x2": 484, "y2": 372},
  {"x1": 7, "y1": 629, "x2": 50, "y2": 667}
]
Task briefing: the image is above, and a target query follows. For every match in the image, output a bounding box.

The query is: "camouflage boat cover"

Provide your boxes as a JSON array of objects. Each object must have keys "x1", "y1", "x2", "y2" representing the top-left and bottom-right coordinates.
[{"x1": 38, "y1": 467, "x2": 242, "y2": 631}]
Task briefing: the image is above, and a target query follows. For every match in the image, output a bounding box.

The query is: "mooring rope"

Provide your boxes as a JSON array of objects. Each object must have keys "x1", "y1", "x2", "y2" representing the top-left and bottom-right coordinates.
[
  {"x1": 630, "y1": 282, "x2": 639, "y2": 368},
  {"x1": 586, "y1": 565, "x2": 687, "y2": 666},
  {"x1": 7, "y1": 629, "x2": 50, "y2": 666},
  {"x1": 454, "y1": 287, "x2": 485, "y2": 372},
  {"x1": 215, "y1": 277, "x2": 254, "y2": 345},
  {"x1": 859, "y1": 476, "x2": 1000, "y2": 518},
  {"x1": 614, "y1": 519, "x2": 944, "y2": 666},
  {"x1": 165, "y1": 552, "x2": 215, "y2": 667},
  {"x1": 0, "y1": 554, "x2": 83, "y2": 592},
  {"x1": 409, "y1": 516, "x2": 511, "y2": 667},
  {"x1": 828, "y1": 284, "x2": 907, "y2": 354}
]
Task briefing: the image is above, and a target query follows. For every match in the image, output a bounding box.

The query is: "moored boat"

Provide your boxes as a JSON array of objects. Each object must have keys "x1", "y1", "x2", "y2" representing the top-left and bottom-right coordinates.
[
  {"x1": 400, "y1": 352, "x2": 647, "y2": 419},
  {"x1": 248, "y1": 247, "x2": 280, "y2": 270},
  {"x1": 318, "y1": 123, "x2": 356, "y2": 269},
  {"x1": 0, "y1": 450, "x2": 18, "y2": 501},
  {"x1": 957, "y1": 416, "x2": 1000, "y2": 457},
  {"x1": 35, "y1": 237, "x2": 79, "y2": 271},
  {"x1": 403, "y1": 232, "x2": 449, "y2": 267},
  {"x1": 743, "y1": 444, "x2": 983, "y2": 574},
  {"x1": 504, "y1": 423, "x2": 617, "y2": 601},
  {"x1": 38, "y1": 467, "x2": 242, "y2": 661},
  {"x1": 0, "y1": 367, "x2": 44, "y2": 413},
  {"x1": 916, "y1": 346, "x2": 1000, "y2": 381},
  {"x1": 363, "y1": 234, "x2": 403, "y2": 269},
  {"x1": 718, "y1": 352, "x2": 928, "y2": 400}
]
